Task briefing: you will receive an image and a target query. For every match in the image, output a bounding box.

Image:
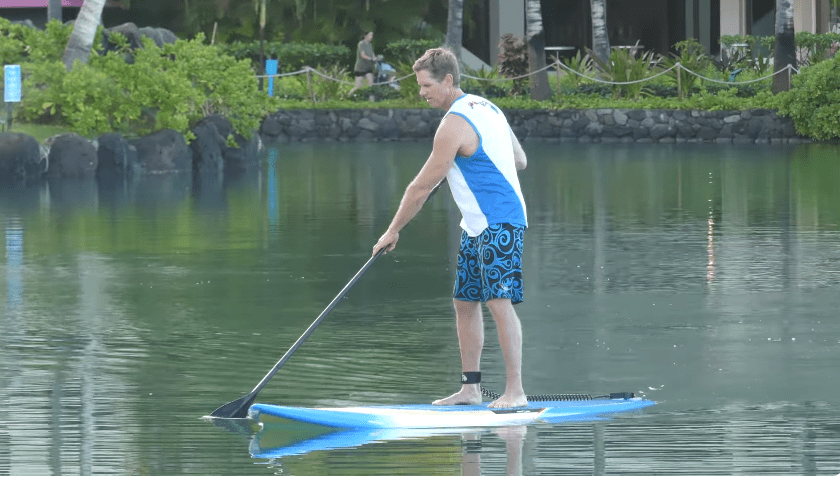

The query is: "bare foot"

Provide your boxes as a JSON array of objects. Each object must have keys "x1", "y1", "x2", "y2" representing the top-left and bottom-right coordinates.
[
  {"x1": 432, "y1": 386, "x2": 482, "y2": 406},
  {"x1": 487, "y1": 393, "x2": 528, "y2": 409}
]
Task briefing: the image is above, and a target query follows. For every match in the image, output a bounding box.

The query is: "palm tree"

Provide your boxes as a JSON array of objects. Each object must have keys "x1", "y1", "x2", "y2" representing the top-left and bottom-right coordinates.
[
  {"x1": 526, "y1": 0, "x2": 550, "y2": 100},
  {"x1": 773, "y1": 0, "x2": 795, "y2": 93},
  {"x1": 61, "y1": 0, "x2": 107, "y2": 71},
  {"x1": 446, "y1": 0, "x2": 464, "y2": 61},
  {"x1": 257, "y1": 0, "x2": 266, "y2": 90},
  {"x1": 589, "y1": 0, "x2": 610, "y2": 66}
]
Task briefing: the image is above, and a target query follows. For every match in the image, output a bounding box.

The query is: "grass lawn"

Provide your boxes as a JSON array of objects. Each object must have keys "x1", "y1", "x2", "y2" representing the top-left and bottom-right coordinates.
[{"x1": 4, "y1": 123, "x2": 76, "y2": 143}]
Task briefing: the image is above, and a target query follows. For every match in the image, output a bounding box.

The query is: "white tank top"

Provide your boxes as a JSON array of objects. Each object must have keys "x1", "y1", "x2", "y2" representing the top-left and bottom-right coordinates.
[{"x1": 445, "y1": 94, "x2": 527, "y2": 237}]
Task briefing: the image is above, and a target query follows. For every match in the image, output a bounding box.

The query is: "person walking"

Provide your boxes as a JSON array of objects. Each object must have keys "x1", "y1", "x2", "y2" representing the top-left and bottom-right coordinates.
[
  {"x1": 372, "y1": 47, "x2": 529, "y2": 409},
  {"x1": 348, "y1": 31, "x2": 379, "y2": 100}
]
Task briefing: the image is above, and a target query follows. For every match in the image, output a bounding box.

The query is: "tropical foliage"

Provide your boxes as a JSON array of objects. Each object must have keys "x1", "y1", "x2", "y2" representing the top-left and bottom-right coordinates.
[
  {"x1": 777, "y1": 53, "x2": 840, "y2": 140},
  {"x1": 497, "y1": 33, "x2": 530, "y2": 96},
  {"x1": 17, "y1": 26, "x2": 274, "y2": 139},
  {"x1": 658, "y1": 39, "x2": 711, "y2": 97},
  {"x1": 589, "y1": 42, "x2": 657, "y2": 99},
  {"x1": 5, "y1": 14, "x2": 840, "y2": 141}
]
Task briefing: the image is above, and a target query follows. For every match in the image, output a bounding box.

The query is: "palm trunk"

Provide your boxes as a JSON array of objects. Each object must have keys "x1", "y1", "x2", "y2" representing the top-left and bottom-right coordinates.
[
  {"x1": 259, "y1": 0, "x2": 266, "y2": 91},
  {"x1": 526, "y1": 0, "x2": 550, "y2": 100},
  {"x1": 589, "y1": 0, "x2": 610, "y2": 66},
  {"x1": 61, "y1": 0, "x2": 107, "y2": 71},
  {"x1": 446, "y1": 0, "x2": 464, "y2": 61},
  {"x1": 773, "y1": 0, "x2": 795, "y2": 93}
]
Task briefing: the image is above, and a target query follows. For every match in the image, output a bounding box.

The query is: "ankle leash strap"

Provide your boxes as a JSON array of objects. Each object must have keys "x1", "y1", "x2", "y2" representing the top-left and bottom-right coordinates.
[{"x1": 461, "y1": 372, "x2": 481, "y2": 384}]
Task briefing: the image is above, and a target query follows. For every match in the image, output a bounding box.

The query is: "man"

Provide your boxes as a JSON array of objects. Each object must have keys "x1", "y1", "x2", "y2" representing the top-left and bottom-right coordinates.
[{"x1": 372, "y1": 48, "x2": 528, "y2": 409}]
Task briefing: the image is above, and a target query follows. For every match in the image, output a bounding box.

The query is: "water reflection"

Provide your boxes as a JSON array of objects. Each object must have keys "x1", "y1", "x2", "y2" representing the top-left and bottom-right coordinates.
[
  {"x1": 0, "y1": 141, "x2": 839, "y2": 475},
  {"x1": 5, "y1": 222, "x2": 22, "y2": 312},
  {"x1": 249, "y1": 424, "x2": 530, "y2": 476}
]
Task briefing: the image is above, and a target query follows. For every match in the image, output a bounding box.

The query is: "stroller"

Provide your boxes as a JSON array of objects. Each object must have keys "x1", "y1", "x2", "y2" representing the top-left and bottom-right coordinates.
[{"x1": 375, "y1": 60, "x2": 400, "y2": 90}]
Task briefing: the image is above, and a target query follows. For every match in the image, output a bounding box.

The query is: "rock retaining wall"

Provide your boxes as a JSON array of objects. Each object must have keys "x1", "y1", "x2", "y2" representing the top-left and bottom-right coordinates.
[{"x1": 260, "y1": 108, "x2": 807, "y2": 144}]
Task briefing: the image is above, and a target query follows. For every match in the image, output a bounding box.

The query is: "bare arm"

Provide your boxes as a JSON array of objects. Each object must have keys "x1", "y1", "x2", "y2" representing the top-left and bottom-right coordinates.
[
  {"x1": 372, "y1": 115, "x2": 472, "y2": 255},
  {"x1": 511, "y1": 128, "x2": 526, "y2": 170}
]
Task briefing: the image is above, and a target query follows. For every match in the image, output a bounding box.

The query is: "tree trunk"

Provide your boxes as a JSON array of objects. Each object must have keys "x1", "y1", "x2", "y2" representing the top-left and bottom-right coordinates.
[
  {"x1": 61, "y1": 0, "x2": 107, "y2": 71},
  {"x1": 589, "y1": 0, "x2": 610, "y2": 66},
  {"x1": 259, "y1": 0, "x2": 266, "y2": 91},
  {"x1": 446, "y1": 0, "x2": 464, "y2": 61},
  {"x1": 47, "y1": 0, "x2": 62, "y2": 23},
  {"x1": 773, "y1": 0, "x2": 796, "y2": 93},
  {"x1": 526, "y1": 0, "x2": 550, "y2": 100}
]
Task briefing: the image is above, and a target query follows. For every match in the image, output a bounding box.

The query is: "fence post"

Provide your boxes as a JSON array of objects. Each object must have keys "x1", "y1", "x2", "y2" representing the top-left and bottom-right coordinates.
[
  {"x1": 676, "y1": 63, "x2": 682, "y2": 98},
  {"x1": 554, "y1": 60, "x2": 563, "y2": 103},
  {"x1": 306, "y1": 67, "x2": 315, "y2": 104},
  {"x1": 787, "y1": 64, "x2": 792, "y2": 91}
]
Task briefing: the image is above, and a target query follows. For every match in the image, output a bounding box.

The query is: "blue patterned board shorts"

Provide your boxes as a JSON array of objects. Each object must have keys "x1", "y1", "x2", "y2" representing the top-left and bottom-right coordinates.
[{"x1": 453, "y1": 223, "x2": 525, "y2": 304}]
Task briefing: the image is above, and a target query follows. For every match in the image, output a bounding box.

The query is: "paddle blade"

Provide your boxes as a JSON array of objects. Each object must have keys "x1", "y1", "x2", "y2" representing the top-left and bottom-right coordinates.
[{"x1": 209, "y1": 393, "x2": 256, "y2": 419}]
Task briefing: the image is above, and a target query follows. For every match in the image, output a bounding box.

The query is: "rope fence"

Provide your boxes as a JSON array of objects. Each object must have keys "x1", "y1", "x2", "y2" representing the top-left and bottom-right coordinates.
[{"x1": 256, "y1": 60, "x2": 799, "y2": 97}]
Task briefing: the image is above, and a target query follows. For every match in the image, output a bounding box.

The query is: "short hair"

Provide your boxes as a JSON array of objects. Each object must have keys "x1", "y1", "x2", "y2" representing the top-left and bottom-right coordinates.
[{"x1": 413, "y1": 47, "x2": 460, "y2": 87}]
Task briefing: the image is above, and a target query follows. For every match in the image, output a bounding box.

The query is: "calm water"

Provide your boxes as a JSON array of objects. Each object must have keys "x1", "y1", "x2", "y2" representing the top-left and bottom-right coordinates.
[{"x1": 1, "y1": 141, "x2": 839, "y2": 475}]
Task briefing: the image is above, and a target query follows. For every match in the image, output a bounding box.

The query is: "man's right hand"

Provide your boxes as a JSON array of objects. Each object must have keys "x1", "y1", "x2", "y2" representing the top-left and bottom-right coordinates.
[{"x1": 372, "y1": 230, "x2": 399, "y2": 256}]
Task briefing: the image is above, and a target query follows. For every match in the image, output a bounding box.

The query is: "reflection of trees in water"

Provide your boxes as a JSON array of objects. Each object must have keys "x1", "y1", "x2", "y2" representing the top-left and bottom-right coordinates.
[{"x1": 0, "y1": 248, "x2": 141, "y2": 474}]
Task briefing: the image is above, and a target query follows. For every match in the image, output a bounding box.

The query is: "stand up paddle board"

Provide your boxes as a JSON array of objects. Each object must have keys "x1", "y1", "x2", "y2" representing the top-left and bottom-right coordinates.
[{"x1": 249, "y1": 393, "x2": 654, "y2": 429}]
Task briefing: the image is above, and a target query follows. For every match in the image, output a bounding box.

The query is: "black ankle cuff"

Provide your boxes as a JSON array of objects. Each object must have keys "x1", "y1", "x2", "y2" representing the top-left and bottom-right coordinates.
[{"x1": 461, "y1": 372, "x2": 481, "y2": 384}]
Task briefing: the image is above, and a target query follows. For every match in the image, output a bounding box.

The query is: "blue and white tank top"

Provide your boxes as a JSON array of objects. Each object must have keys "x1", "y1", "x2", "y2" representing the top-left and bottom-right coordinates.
[{"x1": 445, "y1": 94, "x2": 527, "y2": 237}]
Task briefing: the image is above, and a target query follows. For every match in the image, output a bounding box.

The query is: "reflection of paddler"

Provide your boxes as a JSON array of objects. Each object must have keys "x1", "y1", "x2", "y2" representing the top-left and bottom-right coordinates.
[{"x1": 460, "y1": 426, "x2": 526, "y2": 476}]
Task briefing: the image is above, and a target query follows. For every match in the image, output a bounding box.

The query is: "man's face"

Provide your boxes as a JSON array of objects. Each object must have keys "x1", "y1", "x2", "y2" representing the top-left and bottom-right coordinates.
[{"x1": 416, "y1": 69, "x2": 450, "y2": 110}]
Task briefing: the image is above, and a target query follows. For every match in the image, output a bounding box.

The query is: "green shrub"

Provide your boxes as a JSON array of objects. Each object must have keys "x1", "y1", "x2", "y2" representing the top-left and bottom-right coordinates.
[
  {"x1": 777, "y1": 54, "x2": 840, "y2": 140},
  {"x1": 272, "y1": 75, "x2": 309, "y2": 100},
  {"x1": 220, "y1": 40, "x2": 352, "y2": 73},
  {"x1": 18, "y1": 60, "x2": 67, "y2": 124},
  {"x1": 796, "y1": 32, "x2": 840, "y2": 67},
  {"x1": 382, "y1": 39, "x2": 439, "y2": 65},
  {"x1": 0, "y1": 18, "x2": 27, "y2": 65},
  {"x1": 461, "y1": 64, "x2": 509, "y2": 98},
  {"x1": 308, "y1": 64, "x2": 352, "y2": 102},
  {"x1": 20, "y1": 34, "x2": 272, "y2": 139},
  {"x1": 394, "y1": 61, "x2": 423, "y2": 105},
  {"x1": 658, "y1": 39, "x2": 710, "y2": 97},
  {"x1": 557, "y1": 50, "x2": 594, "y2": 88}
]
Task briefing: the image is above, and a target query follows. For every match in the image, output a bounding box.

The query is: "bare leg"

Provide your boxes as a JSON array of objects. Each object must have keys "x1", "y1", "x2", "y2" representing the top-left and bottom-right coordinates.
[
  {"x1": 347, "y1": 75, "x2": 364, "y2": 97},
  {"x1": 365, "y1": 72, "x2": 375, "y2": 101},
  {"x1": 485, "y1": 298, "x2": 527, "y2": 408},
  {"x1": 433, "y1": 299, "x2": 484, "y2": 405},
  {"x1": 495, "y1": 425, "x2": 527, "y2": 475}
]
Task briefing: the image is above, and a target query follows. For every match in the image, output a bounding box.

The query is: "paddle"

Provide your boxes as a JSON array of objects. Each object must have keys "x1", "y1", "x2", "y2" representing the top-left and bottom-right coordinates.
[{"x1": 209, "y1": 179, "x2": 446, "y2": 419}]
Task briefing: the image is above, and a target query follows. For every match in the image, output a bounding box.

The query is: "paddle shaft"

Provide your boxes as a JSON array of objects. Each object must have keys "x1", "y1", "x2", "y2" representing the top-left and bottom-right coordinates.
[
  {"x1": 249, "y1": 247, "x2": 385, "y2": 395},
  {"x1": 209, "y1": 179, "x2": 447, "y2": 418}
]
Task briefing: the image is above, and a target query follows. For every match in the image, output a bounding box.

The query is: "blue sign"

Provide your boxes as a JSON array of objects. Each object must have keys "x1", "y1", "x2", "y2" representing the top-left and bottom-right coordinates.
[
  {"x1": 265, "y1": 59, "x2": 278, "y2": 97},
  {"x1": 5, "y1": 65, "x2": 22, "y2": 103}
]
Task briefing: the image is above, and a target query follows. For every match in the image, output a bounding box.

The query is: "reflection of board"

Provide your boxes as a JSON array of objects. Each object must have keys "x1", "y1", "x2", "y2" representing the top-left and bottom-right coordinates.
[{"x1": 249, "y1": 397, "x2": 655, "y2": 429}]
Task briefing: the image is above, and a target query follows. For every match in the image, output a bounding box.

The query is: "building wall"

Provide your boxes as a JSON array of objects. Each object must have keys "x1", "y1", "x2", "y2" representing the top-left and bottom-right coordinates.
[
  {"x1": 720, "y1": 0, "x2": 831, "y2": 36},
  {"x1": 489, "y1": 0, "x2": 525, "y2": 65},
  {"x1": 795, "y1": 0, "x2": 831, "y2": 33}
]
